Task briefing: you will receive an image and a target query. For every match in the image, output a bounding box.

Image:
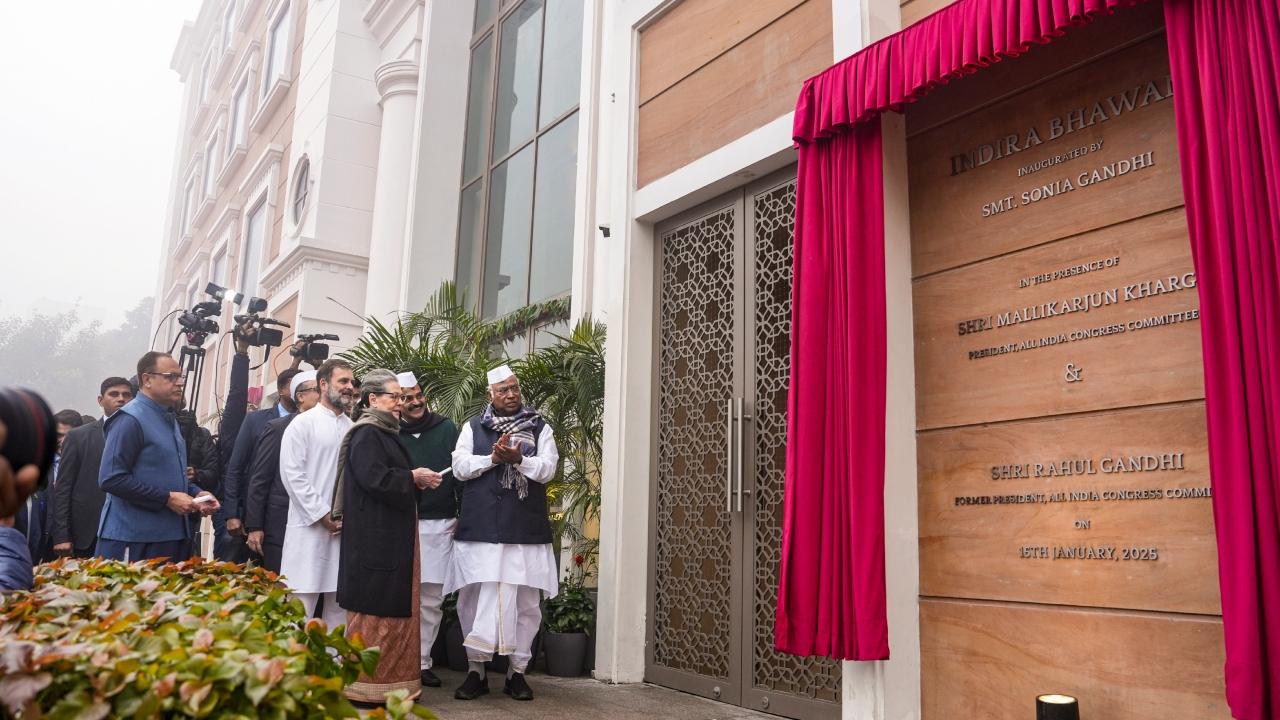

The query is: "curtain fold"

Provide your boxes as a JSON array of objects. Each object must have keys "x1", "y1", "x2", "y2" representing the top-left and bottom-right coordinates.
[
  {"x1": 779, "y1": 0, "x2": 1146, "y2": 662},
  {"x1": 792, "y1": 0, "x2": 1146, "y2": 144},
  {"x1": 1164, "y1": 1, "x2": 1280, "y2": 717},
  {"x1": 779, "y1": 122, "x2": 888, "y2": 659}
]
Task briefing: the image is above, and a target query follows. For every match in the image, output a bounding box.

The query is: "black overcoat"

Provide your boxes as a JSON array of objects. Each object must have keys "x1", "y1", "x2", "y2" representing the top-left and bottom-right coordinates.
[
  {"x1": 336, "y1": 424, "x2": 418, "y2": 617},
  {"x1": 50, "y1": 419, "x2": 107, "y2": 552}
]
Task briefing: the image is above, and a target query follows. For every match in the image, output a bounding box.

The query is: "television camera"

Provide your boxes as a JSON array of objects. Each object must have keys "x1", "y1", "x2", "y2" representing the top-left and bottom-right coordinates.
[
  {"x1": 291, "y1": 333, "x2": 340, "y2": 366},
  {"x1": 168, "y1": 283, "x2": 290, "y2": 413}
]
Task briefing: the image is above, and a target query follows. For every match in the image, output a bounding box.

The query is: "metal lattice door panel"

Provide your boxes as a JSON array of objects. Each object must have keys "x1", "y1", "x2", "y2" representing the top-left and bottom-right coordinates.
[
  {"x1": 648, "y1": 170, "x2": 840, "y2": 719},
  {"x1": 649, "y1": 199, "x2": 745, "y2": 700},
  {"x1": 742, "y1": 177, "x2": 842, "y2": 718}
]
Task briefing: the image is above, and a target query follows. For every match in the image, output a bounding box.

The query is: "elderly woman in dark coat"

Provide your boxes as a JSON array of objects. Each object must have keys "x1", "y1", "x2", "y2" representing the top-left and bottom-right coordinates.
[{"x1": 334, "y1": 369, "x2": 440, "y2": 704}]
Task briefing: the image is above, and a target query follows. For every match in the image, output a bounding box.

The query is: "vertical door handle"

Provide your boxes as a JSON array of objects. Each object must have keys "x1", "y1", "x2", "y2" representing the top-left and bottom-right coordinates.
[
  {"x1": 735, "y1": 397, "x2": 745, "y2": 512},
  {"x1": 737, "y1": 397, "x2": 747, "y2": 509},
  {"x1": 726, "y1": 399, "x2": 735, "y2": 513},
  {"x1": 737, "y1": 397, "x2": 752, "y2": 509}
]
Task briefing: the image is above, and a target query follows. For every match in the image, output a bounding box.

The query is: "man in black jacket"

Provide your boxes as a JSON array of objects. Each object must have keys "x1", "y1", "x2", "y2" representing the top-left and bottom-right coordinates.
[
  {"x1": 177, "y1": 409, "x2": 220, "y2": 552},
  {"x1": 51, "y1": 378, "x2": 134, "y2": 558},
  {"x1": 243, "y1": 371, "x2": 318, "y2": 572},
  {"x1": 17, "y1": 409, "x2": 85, "y2": 563},
  {"x1": 215, "y1": 330, "x2": 305, "y2": 562}
]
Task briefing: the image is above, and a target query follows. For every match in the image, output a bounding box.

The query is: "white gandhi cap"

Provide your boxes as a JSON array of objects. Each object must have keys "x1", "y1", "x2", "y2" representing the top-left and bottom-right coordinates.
[
  {"x1": 395, "y1": 371, "x2": 419, "y2": 389},
  {"x1": 289, "y1": 371, "x2": 317, "y2": 400},
  {"x1": 487, "y1": 365, "x2": 515, "y2": 385}
]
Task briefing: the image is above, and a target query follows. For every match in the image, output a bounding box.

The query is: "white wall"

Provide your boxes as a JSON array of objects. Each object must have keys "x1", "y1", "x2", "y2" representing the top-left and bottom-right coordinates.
[
  {"x1": 401, "y1": 0, "x2": 472, "y2": 311},
  {"x1": 591, "y1": 2, "x2": 923, "y2": 720}
]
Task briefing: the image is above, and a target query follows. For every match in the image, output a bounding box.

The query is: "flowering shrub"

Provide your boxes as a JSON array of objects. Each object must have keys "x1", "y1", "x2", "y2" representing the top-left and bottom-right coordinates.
[
  {"x1": 543, "y1": 553, "x2": 595, "y2": 636},
  {"x1": 0, "y1": 557, "x2": 433, "y2": 719}
]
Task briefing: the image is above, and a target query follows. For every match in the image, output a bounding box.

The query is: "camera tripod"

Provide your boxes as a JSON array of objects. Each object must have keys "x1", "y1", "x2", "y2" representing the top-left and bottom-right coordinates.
[{"x1": 170, "y1": 331, "x2": 210, "y2": 414}]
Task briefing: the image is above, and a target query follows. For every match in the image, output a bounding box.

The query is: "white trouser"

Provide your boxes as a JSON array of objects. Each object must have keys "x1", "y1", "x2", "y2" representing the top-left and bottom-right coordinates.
[
  {"x1": 295, "y1": 591, "x2": 346, "y2": 630},
  {"x1": 458, "y1": 582, "x2": 542, "y2": 673},
  {"x1": 420, "y1": 581, "x2": 444, "y2": 669}
]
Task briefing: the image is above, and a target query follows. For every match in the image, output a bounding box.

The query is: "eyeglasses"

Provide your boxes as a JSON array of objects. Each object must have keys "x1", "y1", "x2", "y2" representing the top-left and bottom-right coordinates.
[
  {"x1": 145, "y1": 372, "x2": 183, "y2": 383},
  {"x1": 370, "y1": 391, "x2": 401, "y2": 400},
  {"x1": 295, "y1": 386, "x2": 318, "y2": 396},
  {"x1": 491, "y1": 385, "x2": 521, "y2": 397}
]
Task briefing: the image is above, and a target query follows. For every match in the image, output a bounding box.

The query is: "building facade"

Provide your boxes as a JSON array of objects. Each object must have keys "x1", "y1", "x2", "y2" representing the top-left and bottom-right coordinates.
[
  {"x1": 155, "y1": 1, "x2": 1233, "y2": 719},
  {"x1": 156, "y1": 0, "x2": 432, "y2": 417}
]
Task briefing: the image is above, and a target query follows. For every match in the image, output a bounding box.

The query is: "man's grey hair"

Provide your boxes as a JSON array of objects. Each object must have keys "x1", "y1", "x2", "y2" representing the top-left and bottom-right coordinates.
[{"x1": 358, "y1": 368, "x2": 397, "y2": 408}]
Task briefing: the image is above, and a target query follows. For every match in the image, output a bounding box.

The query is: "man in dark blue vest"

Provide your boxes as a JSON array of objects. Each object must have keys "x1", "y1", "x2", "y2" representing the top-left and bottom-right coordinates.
[
  {"x1": 448, "y1": 365, "x2": 559, "y2": 702},
  {"x1": 96, "y1": 352, "x2": 221, "y2": 562}
]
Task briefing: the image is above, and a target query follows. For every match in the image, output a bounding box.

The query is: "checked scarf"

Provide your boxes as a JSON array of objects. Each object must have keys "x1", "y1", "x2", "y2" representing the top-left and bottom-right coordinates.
[{"x1": 481, "y1": 404, "x2": 543, "y2": 500}]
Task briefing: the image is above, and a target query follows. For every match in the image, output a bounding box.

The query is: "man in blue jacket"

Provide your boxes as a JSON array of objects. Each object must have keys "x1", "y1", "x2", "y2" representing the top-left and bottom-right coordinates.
[{"x1": 96, "y1": 352, "x2": 220, "y2": 562}]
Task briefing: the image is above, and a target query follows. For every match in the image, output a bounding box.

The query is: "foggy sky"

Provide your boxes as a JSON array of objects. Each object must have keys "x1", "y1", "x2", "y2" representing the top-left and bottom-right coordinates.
[{"x1": 0, "y1": 1, "x2": 201, "y2": 329}]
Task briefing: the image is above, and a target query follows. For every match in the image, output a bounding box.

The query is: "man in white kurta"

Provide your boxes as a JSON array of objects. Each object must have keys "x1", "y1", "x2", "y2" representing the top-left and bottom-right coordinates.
[
  {"x1": 278, "y1": 359, "x2": 356, "y2": 629},
  {"x1": 448, "y1": 366, "x2": 558, "y2": 701}
]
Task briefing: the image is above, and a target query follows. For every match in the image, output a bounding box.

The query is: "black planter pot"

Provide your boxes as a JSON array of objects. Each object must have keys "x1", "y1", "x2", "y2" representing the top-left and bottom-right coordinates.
[
  {"x1": 430, "y1": 624, "x2": 449, "y2": 668},
  {"x1": 543, "y1": 631, "x2": 588, "y2": 677},
  {"x1": 444, "y1": 622, "x2": 468, "y2": 672}
]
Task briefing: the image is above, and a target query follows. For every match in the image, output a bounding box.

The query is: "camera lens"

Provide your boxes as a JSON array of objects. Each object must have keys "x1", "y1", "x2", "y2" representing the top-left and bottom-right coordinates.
[{"x1": 0, "y1": 387, "x2": 58, "y2": 479}]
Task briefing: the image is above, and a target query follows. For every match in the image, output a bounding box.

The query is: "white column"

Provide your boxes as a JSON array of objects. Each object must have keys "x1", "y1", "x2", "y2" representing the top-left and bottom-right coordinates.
[{"x1": 363, "y1": 59, "x2": 420, "y2": 326}]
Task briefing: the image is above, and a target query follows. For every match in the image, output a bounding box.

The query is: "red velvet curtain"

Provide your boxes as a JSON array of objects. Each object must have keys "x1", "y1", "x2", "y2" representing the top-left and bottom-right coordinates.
[
  {"x1": 1165, "y1": 1, "x2": 1280, "y2": 717},
  {"x1": 779, "y1": 122, "x2": 888, "y2": 660},
  {"x1": 778, "y1": 0, "x2": 1147, "y2": 661}
]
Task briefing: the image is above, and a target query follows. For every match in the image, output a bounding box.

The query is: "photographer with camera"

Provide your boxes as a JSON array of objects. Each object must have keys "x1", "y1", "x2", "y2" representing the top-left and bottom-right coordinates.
[
  {"x1": 215, "y1": 318, "x2": 315, "y2": 562},
  {"x1": 96, "y1": 352, "x2": 220, "y2": 562}
]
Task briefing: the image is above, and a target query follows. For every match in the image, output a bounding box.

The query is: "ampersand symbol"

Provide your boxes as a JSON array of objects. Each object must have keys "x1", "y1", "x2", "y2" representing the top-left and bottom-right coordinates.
[{"x1": 1064, "y1": 363, "x2": 1083, "y2": 383}]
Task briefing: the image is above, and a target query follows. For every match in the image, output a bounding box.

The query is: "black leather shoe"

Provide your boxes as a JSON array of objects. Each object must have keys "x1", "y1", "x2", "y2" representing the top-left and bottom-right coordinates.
[
  {"x1": 420, "y1": 668, "x2": 442, "y2": 687},
  {"x1": 454, "y1": 671, "x2": 489, "y2": 700},
  {"x1": 504, "y1": 672, "x2": 533, "y2": 701}
]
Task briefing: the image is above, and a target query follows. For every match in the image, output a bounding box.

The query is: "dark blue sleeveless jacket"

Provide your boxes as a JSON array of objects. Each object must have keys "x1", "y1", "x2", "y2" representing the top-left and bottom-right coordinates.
[
  {"x1": 454, "y1": 417, "x2": 553, "y2": 544},
  {"x1": 97, "y1": 394, "x2": 190, "y2": 542}
]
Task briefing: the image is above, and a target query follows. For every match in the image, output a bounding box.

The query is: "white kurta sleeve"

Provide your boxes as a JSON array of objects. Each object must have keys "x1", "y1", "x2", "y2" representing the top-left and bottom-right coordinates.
[
  {"x1": 518, "y1": 423, "x2": 559, "y2": 484},
  {"x1": 451, "y1": 422, "x2": 495, "y2": 481},
  {"x1": 278, "y1": 416, "x2": 330, "y2": 526}
]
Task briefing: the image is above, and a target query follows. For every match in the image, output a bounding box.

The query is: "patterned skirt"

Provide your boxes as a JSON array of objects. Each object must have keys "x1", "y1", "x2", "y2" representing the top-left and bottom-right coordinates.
[{"x1": 344, "y1": 542, "x2": 421, "y2": 704}]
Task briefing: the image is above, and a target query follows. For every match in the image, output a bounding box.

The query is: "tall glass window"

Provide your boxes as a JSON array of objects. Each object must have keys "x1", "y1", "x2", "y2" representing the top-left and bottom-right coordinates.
[
  {"x1": 457, "y1": 0, "x2": 583, "y2": 318},
  {"x1": 222, "y1": 0, "x2": 237, "y2": 52},
  {"x1": 230, "y1": 80, "x2": 249, "y2": 152},
  {"x1": 263, "y1": 3, "x2": 291, "y2": 94},
  {"x1": 203, "y1": 136, "x2": 219, "y2": 198},
  {"x1": 241, "y1": 198, "x2": 267, "y2": 295},
  {"x1": 212, "y1": 250, "x2": 228, "y2": 286}
]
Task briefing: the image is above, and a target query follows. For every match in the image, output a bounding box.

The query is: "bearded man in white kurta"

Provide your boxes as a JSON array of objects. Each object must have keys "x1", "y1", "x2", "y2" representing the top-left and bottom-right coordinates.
[
  {"x1": 448, "y1": 365, "x2": 558, "y2": 702},
  {"x1": 278, "y1": 359, "x2": 356, "y2": 629}
]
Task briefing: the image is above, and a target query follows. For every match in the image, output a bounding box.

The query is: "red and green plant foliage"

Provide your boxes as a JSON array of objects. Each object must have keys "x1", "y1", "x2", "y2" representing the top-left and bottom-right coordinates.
[{"x1": 0, "y1": 557, "x2": 433, "y2": 719}]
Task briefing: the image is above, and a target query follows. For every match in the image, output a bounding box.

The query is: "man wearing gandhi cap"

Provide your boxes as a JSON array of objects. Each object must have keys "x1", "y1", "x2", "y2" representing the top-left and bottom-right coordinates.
[
  {"x1": 242, "y1": 371, "x2": 319, "y2": 573},
  {"x1": 393, "y1": 371, "x2": 460, "y2": 689},
  {"x1": 448, "y1": 364, "x2": 559, "y2": 701}
]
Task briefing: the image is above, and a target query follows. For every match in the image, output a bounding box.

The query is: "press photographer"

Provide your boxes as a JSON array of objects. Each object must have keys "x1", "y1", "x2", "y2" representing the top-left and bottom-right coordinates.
[{"x1": 216, "y1": 314, "x2": 337, "y2": 563}]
